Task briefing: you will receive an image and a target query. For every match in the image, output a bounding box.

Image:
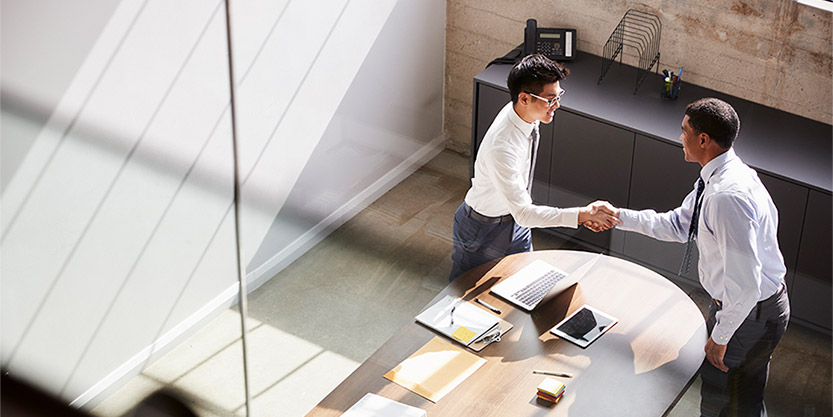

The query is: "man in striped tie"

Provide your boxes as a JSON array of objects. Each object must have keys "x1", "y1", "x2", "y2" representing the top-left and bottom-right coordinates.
[{"x1": 607, "y1": 98, "x2": 790, "y2": 417}]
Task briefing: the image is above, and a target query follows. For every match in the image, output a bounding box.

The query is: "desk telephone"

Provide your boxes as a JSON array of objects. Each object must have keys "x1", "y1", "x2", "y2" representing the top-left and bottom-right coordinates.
[{"x1": 524, "y1": 19, "x2": 576, "y2": 61}]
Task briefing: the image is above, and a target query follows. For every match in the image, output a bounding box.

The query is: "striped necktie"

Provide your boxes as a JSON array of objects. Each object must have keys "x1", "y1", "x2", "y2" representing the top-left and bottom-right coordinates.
[
  {"x1": 679, "y1": 177, "x2": 706, "y2": 275},
  {"x1": 528, "y1": 125, "x2": 540, "y2": 193}
]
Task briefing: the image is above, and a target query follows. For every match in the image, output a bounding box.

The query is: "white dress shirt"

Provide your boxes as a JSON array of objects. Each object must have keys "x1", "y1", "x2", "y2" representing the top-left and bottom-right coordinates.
[
  {"x1": 465, "y1": 102, "x2": 579, "y2": 228},
  {"x1": 617, "y1": 148, "x2": 786, "y2": 344}
]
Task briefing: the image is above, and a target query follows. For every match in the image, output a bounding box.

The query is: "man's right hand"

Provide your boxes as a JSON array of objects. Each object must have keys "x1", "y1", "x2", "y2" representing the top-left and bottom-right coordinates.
[{"x1": 579, "y1": 201, "x2": 621, "y2": 232}]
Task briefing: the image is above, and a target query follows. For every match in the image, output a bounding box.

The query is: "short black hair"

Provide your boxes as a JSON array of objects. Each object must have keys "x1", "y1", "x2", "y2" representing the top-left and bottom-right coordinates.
[
  {"x1": 507, "y1": 54, "x2": 568, "y2": 105},
  {"x1": 684, "y1": 98, "x2": 740, "y2": 149}
]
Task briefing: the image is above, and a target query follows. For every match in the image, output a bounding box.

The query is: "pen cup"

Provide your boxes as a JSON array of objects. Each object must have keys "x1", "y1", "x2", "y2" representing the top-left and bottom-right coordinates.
[{"x1": 661, "y1": 74, "x2": 681, "y2": 101}]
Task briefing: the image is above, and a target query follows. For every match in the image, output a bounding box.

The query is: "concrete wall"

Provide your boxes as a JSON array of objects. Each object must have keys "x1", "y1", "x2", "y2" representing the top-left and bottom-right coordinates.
[{"x1": 445, "y1": 0, "x2": 832, "y2": 154}]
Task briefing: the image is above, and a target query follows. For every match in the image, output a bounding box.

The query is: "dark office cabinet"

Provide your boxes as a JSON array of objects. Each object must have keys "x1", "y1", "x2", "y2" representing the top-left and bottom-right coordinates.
[
  {"x1": 757, "y1": 173, "x2": 808, "y2": 292},
  {"x1": 795, "y1": 190, "x2": 832, "y2": 283},
  {"x1": 792, "y1": 190, "x2": 832, "y2": 330},
  {"x1": 472, "y1": 84, "x2": 509, "y2": 173},
  {"x1": 547, "y1": 110, "x2": 634, "y2": 252},
  {"x1": 472, "y1": 53, "x2": 831, "y2": 331},
  {"x1": 532, "y1": 121, "x2": 554, "y2": 204},
  {"x1": 623, "y1": 135, "x2": 702, "y2": 282},
  {"x1": 628, "y1": 136, "x2": 701, "y2": 210}
]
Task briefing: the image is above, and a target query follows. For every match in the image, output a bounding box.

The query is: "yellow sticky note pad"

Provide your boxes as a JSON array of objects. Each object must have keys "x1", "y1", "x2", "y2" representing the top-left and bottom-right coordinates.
[{"x1": 452, "y1": 326, "x2": 476, "y2": 343}]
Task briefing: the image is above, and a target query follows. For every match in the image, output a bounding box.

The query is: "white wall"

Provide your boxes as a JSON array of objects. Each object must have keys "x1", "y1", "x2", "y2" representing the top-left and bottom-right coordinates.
[
  {"x1": 0, "y1": 0, "x2": 445, "y2": 407},
  {"x1": 247, "y1": 0, "x2": 446, "y2": 279},
  {"x1": 0, "y1": 0, "x2": 122, "y2": 189}
]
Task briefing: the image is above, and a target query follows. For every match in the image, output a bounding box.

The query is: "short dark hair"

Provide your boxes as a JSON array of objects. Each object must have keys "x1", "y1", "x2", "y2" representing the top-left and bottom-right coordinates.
[
  {"x1": 684, "y1": 98, "x2": 740, "y2": 149},
  {"x1": 507, "y1": 54, "x2": 569, "y2": 105}
]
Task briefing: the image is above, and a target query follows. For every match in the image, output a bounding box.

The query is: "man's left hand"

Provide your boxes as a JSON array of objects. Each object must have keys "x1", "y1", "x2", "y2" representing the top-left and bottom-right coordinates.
[{"x1": 705, "y1": 337, "x2": 729, "y2": 372}]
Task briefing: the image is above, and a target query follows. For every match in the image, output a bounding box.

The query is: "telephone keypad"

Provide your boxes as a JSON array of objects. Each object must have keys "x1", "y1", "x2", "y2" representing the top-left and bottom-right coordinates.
[{"x1": 537, "y1": 41, "x2": 563, "y2": 60}]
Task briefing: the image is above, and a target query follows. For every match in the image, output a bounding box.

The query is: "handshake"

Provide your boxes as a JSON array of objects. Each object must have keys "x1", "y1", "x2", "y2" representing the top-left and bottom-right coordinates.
[{"x1": 578, "y1": 201, "x2": 621, "y2": 232}]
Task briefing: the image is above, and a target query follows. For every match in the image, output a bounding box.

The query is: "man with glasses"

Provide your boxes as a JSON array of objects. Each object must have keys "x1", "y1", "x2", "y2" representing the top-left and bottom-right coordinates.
[{"x1": 449, "y1": 54, "x2": 618, "y2": 280}]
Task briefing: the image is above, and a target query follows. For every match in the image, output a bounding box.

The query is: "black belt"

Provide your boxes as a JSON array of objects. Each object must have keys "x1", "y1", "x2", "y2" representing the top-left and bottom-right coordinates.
[
  {"x1": 465, "y1": 204, "x2": 513, "y2": 224},
  {"x1": 713, "y1": 283, "x2": 785, "y2": 320}
]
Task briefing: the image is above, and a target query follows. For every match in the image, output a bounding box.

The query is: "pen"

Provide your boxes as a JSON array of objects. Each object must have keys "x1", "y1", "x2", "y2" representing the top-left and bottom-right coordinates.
[
  {"x1": 533, "y1": 370, "x2": 574, "y2": 378},
  {"x1": 450, "y1": 304, "x2": 457, "y2": 326},
  {"x1": 473, "y1": 323, "x2": 501, "y2": 343},
  {"x1": 475, "y1": 298, "x2": 501, "y2": 314}
]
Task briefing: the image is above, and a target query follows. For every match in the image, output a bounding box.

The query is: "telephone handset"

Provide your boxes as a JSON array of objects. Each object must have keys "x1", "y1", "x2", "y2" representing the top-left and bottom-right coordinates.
[{"x1": 524, "y1": 19, "x2": 576, "y2": 61}]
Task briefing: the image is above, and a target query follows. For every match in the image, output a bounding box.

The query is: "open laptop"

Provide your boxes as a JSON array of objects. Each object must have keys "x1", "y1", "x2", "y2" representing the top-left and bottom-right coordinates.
[{"x1": 490, "y1": 253, "x2": 603, "y2": 311}]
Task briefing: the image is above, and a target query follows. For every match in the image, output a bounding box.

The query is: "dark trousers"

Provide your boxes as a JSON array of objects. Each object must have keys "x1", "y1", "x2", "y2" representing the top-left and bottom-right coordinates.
[
  {"x1": 700, "y1": 285, "x2": 790, "y2": 417},
  {"x1": 449, "y1": 203, "x2": 531, "y2": 281}
]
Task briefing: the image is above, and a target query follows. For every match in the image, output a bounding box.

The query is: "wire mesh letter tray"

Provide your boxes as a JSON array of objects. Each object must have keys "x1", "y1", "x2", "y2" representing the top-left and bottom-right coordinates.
[{"x1": 597, "y1": 9, "x2": 661, "y2": 94}]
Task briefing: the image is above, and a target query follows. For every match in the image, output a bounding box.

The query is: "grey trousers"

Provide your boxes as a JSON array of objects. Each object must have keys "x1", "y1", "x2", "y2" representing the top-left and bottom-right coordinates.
[
  {"x1": 700, "y1": 285, "x2": 790, "y2": 417},
  {"x1": 449, "y1": 202, "x2": 531, "y2": 281}
]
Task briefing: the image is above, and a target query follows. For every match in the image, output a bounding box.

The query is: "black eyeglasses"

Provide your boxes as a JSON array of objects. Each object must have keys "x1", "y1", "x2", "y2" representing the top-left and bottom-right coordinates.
[{"x1": 525, "y1": 89, "x2": 565, "y2": 107}]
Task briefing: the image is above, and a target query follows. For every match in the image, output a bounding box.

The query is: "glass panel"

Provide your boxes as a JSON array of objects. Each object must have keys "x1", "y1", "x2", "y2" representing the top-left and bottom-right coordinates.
[
  {"x1": 2, "y1": 0, "x2": 447, "y2": 416},
  {"x1": 1, "y1": 0, "x2": 248, "y2": 415},
  {"x1": 237, "y1": 0, "x2": 447, "y2": 415}
]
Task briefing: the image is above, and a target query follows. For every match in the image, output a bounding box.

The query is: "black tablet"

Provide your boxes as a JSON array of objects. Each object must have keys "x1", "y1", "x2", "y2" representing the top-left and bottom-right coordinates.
[{"x1": 550, "y1": 304, "x2": 618, "y2": 348}]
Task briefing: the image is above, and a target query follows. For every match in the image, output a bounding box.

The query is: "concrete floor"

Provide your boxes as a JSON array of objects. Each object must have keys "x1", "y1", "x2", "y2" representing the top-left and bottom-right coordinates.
[{"x1": 94, "y1": 150, "x2": 832, "y2": 417}]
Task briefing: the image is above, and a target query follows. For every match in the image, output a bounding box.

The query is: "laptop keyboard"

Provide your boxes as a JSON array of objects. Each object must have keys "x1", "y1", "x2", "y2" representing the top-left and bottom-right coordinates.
[{"x1": 511, "y1": 269, "x2": 567, "y2": 306}]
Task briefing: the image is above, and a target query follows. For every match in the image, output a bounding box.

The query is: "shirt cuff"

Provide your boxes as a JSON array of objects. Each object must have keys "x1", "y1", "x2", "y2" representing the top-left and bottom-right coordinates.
[
  {"x1": 712, "y1": 306, "x2": 749, "y2": 345},
  {"x1": 615, "y1": 208, "x2": 639, "y2": 231},
  {"x1": 562, "y1": 207, "x2": 580, "y2": 228},
  {"x1": 711, "y1": 322, "x2": 735, "y2": 345}
]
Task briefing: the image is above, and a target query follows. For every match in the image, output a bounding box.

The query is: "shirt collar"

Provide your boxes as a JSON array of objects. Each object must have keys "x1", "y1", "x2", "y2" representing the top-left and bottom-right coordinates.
[
  {"x1": 700, "y1": 147, "x2": 737, "y2": 183},
  {"x1": 509, "y1": 104, "x2": 537, "y2": 138}
]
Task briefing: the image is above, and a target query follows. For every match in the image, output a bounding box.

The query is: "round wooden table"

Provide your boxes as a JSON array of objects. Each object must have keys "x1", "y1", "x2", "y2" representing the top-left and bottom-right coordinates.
[{"x1": 307, "y1": 250, "x2": 707, "y2": 416}]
